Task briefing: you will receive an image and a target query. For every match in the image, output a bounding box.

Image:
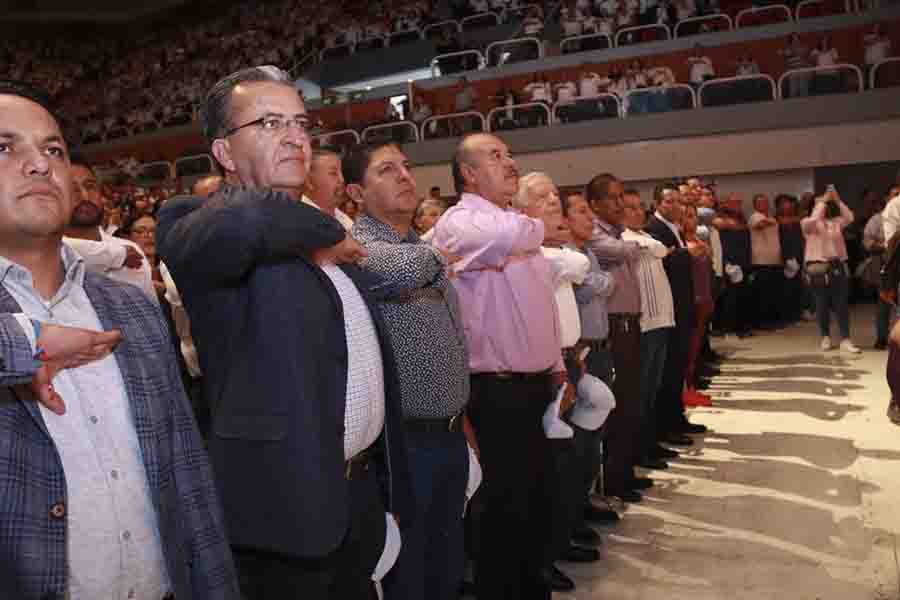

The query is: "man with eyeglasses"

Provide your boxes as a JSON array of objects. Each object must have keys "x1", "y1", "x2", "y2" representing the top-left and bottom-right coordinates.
[
  {"x1": 157, "y1": 66, "x2": 414, "y2": 599},
  {"x1": 63, "y1": 155, "x2": 157, "y2": 302}
]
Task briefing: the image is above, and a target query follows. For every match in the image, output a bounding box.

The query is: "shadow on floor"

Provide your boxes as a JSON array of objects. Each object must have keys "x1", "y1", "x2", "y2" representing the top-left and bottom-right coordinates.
[
  {"x1": 662, "y1": 454, "x2": 879, "y2": 506},
  {"x1": 698, "y1": 431, "x2": 900, "y2": 469},
  {"x1": 709, "y1": 379, "x2": 864, "y2": 397},
  {"x1": 725, "y1": 354, "x2": 857, "y2": 368},
  {"x1": 717, "y1": 366, "x2": 868, "y2": 381},
  {"x1": 707, "y1": 397, "x2": 865, "y2": 421},
  {"x1": 573, "y1": 508, "x2": 890, "y2": 600}
]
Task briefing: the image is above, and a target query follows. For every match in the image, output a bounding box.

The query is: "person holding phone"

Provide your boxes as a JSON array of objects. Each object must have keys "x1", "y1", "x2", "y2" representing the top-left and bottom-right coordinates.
[{"x1": 801, "y1": 187, "x2": 861, "y2": 353}]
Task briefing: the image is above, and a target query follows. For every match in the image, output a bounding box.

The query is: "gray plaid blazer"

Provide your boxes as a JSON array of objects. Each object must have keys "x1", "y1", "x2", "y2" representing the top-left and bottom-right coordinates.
[{"x1": 0, "y1": 271, "x2": 240, "y2": 600}]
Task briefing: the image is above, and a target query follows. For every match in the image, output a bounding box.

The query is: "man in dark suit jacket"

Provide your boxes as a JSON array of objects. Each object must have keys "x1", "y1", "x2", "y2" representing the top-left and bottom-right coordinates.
[
  {"x1": 0, "y1": 79, "x2": 239, "y2": 600},
  {"x1": 645, "y1": 184, "x2": 708, "y2": 444},
  {"x1": 157, "y1": 66, "x2": 414, "y2": 599}
]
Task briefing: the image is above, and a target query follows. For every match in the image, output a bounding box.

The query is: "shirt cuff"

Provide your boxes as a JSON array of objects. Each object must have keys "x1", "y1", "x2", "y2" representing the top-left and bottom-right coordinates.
[{"x1": 12, "y1": 313, "x2": 38, "y2": 354}]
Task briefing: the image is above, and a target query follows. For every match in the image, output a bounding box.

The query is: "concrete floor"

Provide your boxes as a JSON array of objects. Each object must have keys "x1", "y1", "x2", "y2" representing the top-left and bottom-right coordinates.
[{"x1": 563, "y1": 304, "x2": 900, "y2": 600}]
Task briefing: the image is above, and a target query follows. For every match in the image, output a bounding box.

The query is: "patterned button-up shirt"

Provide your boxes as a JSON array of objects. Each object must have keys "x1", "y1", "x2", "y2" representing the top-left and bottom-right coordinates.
[
  {"x1": 0, "y1": 244, "x2": 170, "y2": 600},
  {"x1": 354, "y1": 214, "x2": 469, "y2": 419}
]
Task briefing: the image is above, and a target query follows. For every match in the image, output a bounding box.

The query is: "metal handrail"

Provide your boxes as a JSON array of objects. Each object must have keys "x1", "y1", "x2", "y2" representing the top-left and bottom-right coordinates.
[
  {"x1": 777, "y1": 63, "x2": 864, "y2": 96},
  {"x1": 174, "y1": 154, "x2": 215, "y2": 177},
  {"x1": 420, "y1": 111, "x2": 487, "y2": 138},
  {"x1": 698, "y1": 74, "x2": 778, "y2": 105},
  {"x1": 140, "y1": 160, "x2": 174, "y2": 181},
  {"x1": 461, "y1": 11, "x2": 501, "y2": 28},
  {"x1": 429, "y1": 50, "x2": 485, "y2": 77},
  {"x1": 559, "y1": 32, "x2": 613, "y2": 53},
  {"x1": 388, "y1": 28, "x2": 424, "y2": 44},
  {"x1": 870, "y1": 57, "x2": 900, "y2": 89},
  {"x1": 794, "y1": 0, "x2": 843, "y2": 19},
  {"x1": 289, "y1": 48, "x2": 319, "y2": 78},
  {"x1": 625, "y1": 83, "x2": 697, "y2": 111},
  {"x1": 319, "y1": 42, "x2": 355, "y2": 62},
  {"x1": 423, "y1": 20, "x2": 462, "y2": 38},
  {"x1": 552, "y1": 93, "x2": 622, "y2": 119},
  {"x1": 361, "y1": 121, "x2": 421, "y2": 143},
  {"x1": 673, "y1": 13, "x2": 733, "y2": 37},
  {"x1": 735, "y1": 4, "x2": 792, "y2": 27},
  {"x1": 614, "y1": 23, "x2": 671, "y2": 47},
  {"x1": 486, "y1": 36, "x2": 544, "y2": 66},
  {"x1": 312, "y1": 129, "x2": 362, "y2": 147},
  {"x1": 487, "y1": 101, "x2": 552, "y2": 130}
]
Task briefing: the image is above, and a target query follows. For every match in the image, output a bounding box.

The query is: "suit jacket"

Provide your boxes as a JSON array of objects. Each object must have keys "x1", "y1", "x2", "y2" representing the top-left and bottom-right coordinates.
[
  {"x1": 0, "y1": 273, "x2": 239, "y2": 600},
  {"x1": 156, "y1": 186, "x2": 414, "y2": 559},
  {"x1": 645, "y1": 216, "x2": 696, "y2": 325}
]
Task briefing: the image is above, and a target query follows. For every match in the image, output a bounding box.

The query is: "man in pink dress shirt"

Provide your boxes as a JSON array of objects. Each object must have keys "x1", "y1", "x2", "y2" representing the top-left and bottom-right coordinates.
[{"x1": 433, "y1": 133, "x2": 566, "y2": 600}]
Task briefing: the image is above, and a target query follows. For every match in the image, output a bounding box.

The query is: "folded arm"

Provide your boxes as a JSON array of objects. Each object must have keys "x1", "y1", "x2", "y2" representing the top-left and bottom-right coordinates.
[
  {"x1": 157, "y1": 188, "x2": 346, "y2": 288},
  {"x1": 358, "y1": 241, "x2": 446, "y2": 299},
  {"x1": 437, "y1": 209, "x2": 544, "y2": 268},
  {"x1": 0, "y1": 314, "x2": 42, "y2": 387}
]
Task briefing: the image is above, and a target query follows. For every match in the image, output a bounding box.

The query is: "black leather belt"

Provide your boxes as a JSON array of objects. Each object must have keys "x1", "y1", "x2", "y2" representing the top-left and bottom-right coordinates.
[
  {"x1": 344, "y1": 446, "x2": 373, "y2": 480},
  {"x1": 472, "y1": 368, "x2": 552, "y2": 382},
  {"x1": 405, "y1": 413, "x2": 463, "y2": 433},
  {"x1": 609, "y1": 313, "x2": 640, "y2": 333},
  {"x1": 163, "y1": 594, "x2": 175, "y2": 600}
]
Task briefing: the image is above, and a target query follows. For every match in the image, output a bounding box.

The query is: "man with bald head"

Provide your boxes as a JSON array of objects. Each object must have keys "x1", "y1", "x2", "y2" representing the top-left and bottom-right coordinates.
[
  {"x1": 156, "y1": 66, "x2": 413, "y2": 598},
  {"x1": 0, "y1": 80, "x2": 239, "y2": 599},
  {"x1": 433, "y1": 133, "x2": 565, "y2": 600}
]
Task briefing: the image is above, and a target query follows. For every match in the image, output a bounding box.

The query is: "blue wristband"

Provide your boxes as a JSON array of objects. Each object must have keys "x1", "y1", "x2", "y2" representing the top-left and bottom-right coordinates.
[{"x1": 30, "y1": 319, "x2": 46, "y2": 361}]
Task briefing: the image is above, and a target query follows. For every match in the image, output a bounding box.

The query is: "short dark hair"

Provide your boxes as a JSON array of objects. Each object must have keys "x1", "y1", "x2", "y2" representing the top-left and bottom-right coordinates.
[
  {"x1": 654, "y1": 183, "x2": 678, "y2": 204},
  {"x1": 560, "y1": 190, "x2": 584, "y2": 217},
  {"x1": 200, "y1": 66, "x2": 295, "y2": 145},
  {"x1": 68, "y1": 151, "x2": 96, "y2": 177},
  {"x1": 585, "y1": 173, "x2": 619, "y2": 205},
  {"x1": 0, "y1": 80, "x2": 58, "y2": 123},
  {"x1": 342, "y1": 142, "x2": 400, "y2": 186},
  {"x1": 623, "y1": 188, "x2": 640, "y2": 198}
]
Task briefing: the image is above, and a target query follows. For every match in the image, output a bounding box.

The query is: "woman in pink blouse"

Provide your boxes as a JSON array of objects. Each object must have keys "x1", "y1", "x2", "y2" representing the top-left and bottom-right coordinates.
[{"x1": 801, "y1": 190, "x2": 861, "y2": 353}]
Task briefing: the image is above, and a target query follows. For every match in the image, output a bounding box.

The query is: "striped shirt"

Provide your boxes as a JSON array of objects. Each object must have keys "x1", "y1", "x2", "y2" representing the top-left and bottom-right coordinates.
[{"x1": 622, "y1": 229, "x2": 675, "y2": 332}]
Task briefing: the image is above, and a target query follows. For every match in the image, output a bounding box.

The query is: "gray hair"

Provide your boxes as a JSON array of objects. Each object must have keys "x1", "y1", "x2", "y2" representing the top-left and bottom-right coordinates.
[
  {"x1": 415, "y1": 199, "x2": 444, "y2": 220},
  {"x1": 514, "y1": 171, "x2": 553, "y2": 212},
  {"x1": 200, "y1": 65, "x2": 294, "y2": 144}
]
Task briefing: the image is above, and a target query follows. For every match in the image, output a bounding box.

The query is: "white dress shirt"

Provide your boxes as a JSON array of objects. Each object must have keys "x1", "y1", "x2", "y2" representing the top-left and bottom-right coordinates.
[
  {"x1": 319, "y1": 263, "x2": 386, "y2": 460},
  {"x1": 64, "y1": 228, "x2": 157, "y2": 303},
  {"x1": 1, "y1": 244, "x2": 170, "y2": 600},
  {"x1": 541, "y1": 246, "x2": 591, "y2": 348},
  {"x1": 622, "y1": 229, "x2": 675, "y2": 332},
  {"x1": 159, "y1": 262, "x2": 201, "y2": 377}
]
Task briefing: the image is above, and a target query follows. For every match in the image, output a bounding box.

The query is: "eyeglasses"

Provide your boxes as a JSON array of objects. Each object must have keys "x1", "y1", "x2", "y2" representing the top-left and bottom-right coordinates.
[{"x1": 224, "y1": 115, "x2": 312, "y2": 138}]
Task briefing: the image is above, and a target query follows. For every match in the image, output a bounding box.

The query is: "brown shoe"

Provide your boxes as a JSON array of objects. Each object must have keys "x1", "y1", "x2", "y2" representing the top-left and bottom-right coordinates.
[{"x1": 888, "y1": 400, "x2": 900, "y2": 426}]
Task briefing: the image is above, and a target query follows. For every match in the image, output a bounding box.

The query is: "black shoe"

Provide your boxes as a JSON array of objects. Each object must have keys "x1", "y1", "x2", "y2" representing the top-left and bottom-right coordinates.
[
  {"x1": 628, "y1": 476, "x2": 654, "y2": 490},
  {"x1": 875, "y1": 340, "x2": 888, "y2": 350},
  {"x1": 540, "y1": 565, "x2": 575, "y2": 592},
  {"x1": 572, "y1": 524, "x2": 602, "y2": 546},
  {"x1": 609, "y1": 488, "x2": 643, "y2": 503},
  {"x1": 651, "y1": 444, "x2": 679, "y2": 459},
  {"x1": 663, "y1": 433, "x2": 694, "y2": 446},
  {"x1": 676, "y1": 421, "x2": 708, "y2": 434},
  {"x1": 694, "y1": 378, "x2": 711, "y2": 390},
  {"x1": 704, "y1": 350, "x2": 725, "y2": 362},
  {"x1": 560, "y1": 544, "x2": 600, "y2": 563},
  {"x1": 584, "y1": 504, "x2": 620, "y2": 523},
  {"x1": 736, "y1": 330, "x2": 753, "y2": 338},
  {"x1": 639, "y1": 457, "x2": 669, "y2": 470},
  {"x1": 699, "y1": 365, "x2": 722, "y2": 377},
  {"x1": 459, "y1": 579, "x2": 476, "y2": 597}
]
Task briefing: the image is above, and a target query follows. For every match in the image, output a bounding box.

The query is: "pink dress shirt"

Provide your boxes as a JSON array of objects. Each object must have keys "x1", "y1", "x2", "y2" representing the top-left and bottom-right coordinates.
[
  {"x1": 433, "y1": 192, "x2": 564, "y2": 374},
  {"x1": 801, "y1": 200, "x2": 854, "y2": 263}
]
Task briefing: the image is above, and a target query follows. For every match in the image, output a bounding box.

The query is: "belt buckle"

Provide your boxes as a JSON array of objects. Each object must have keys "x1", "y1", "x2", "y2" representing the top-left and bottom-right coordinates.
[{"x1": 448, "y1": 414, "x2": 458, "y2": 432}]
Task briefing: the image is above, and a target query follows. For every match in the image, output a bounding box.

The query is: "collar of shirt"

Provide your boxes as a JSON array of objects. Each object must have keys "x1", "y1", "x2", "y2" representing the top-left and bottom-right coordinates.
[
  {"x1": 301, "y1": 194, "x2": 354, "y2": 231},
  {"x1": 354, "y1": 213, "x2": 419, "y2": 244},
  {"x1": 0, "y1": 243, "x2": 86, "y2": 307},
  {"x1": 459, "y1": 191, "x2": 509, "y2": 214},
  {"x1": 594, "y1": 217, "x2": 623, "y2": 238},
  {"x1": 654, "y1": 211, "x2": 684, "y2": 245}
]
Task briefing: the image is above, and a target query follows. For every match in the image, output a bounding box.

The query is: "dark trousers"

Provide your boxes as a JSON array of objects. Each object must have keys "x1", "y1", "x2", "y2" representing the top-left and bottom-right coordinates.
[
  {"x1": 188, "y1": 376, "x2": 210, "y2": 438},
  {"x1": 639, "y1": 327, "x2": 670, "y2": 457},
  {"x1": 658, "y1": 313, "x2": 694, "y2": 437},
  {"x1": 384, "y1": 429, "x2": 468, "y2": 600},
  {"x1": 468, "y1": 373, "x2": 553, "y2": 600},
  {"x1": 888, "y1": 342, "x2": 900, "y2": 402},
  {"x1": 603, "y1": 314, "x2": 642, "y2": 495},
  {"x1": 877, "y1": 299, "x2": 892, "y2": 344},
  {"x1": 540, "y1": 436, "x2": 580, "y2": 566},
  {"x1": 234, "y1": 465, "x2": 386, "y2": 600},
  {"x1": 718, "y1": 278, "x2": 752, "y2": 334},
  {"x1": 811, "y1": 266, "x2": 850, "y2": 339},
  {"x1": 751, "y1": 265, "x2": 785, "y2": 327}
]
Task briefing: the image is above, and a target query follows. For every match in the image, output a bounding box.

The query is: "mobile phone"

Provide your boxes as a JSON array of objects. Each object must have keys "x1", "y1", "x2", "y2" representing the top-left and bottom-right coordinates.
[{"x1": 826, "y1": 184, "x2": 837, "y2": 194}]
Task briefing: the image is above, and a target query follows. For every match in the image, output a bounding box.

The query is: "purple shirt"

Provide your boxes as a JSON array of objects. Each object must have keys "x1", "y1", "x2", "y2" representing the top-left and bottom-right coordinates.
[{"x1": 433, "y1": 192, "x2": 563, "y2": 374}]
